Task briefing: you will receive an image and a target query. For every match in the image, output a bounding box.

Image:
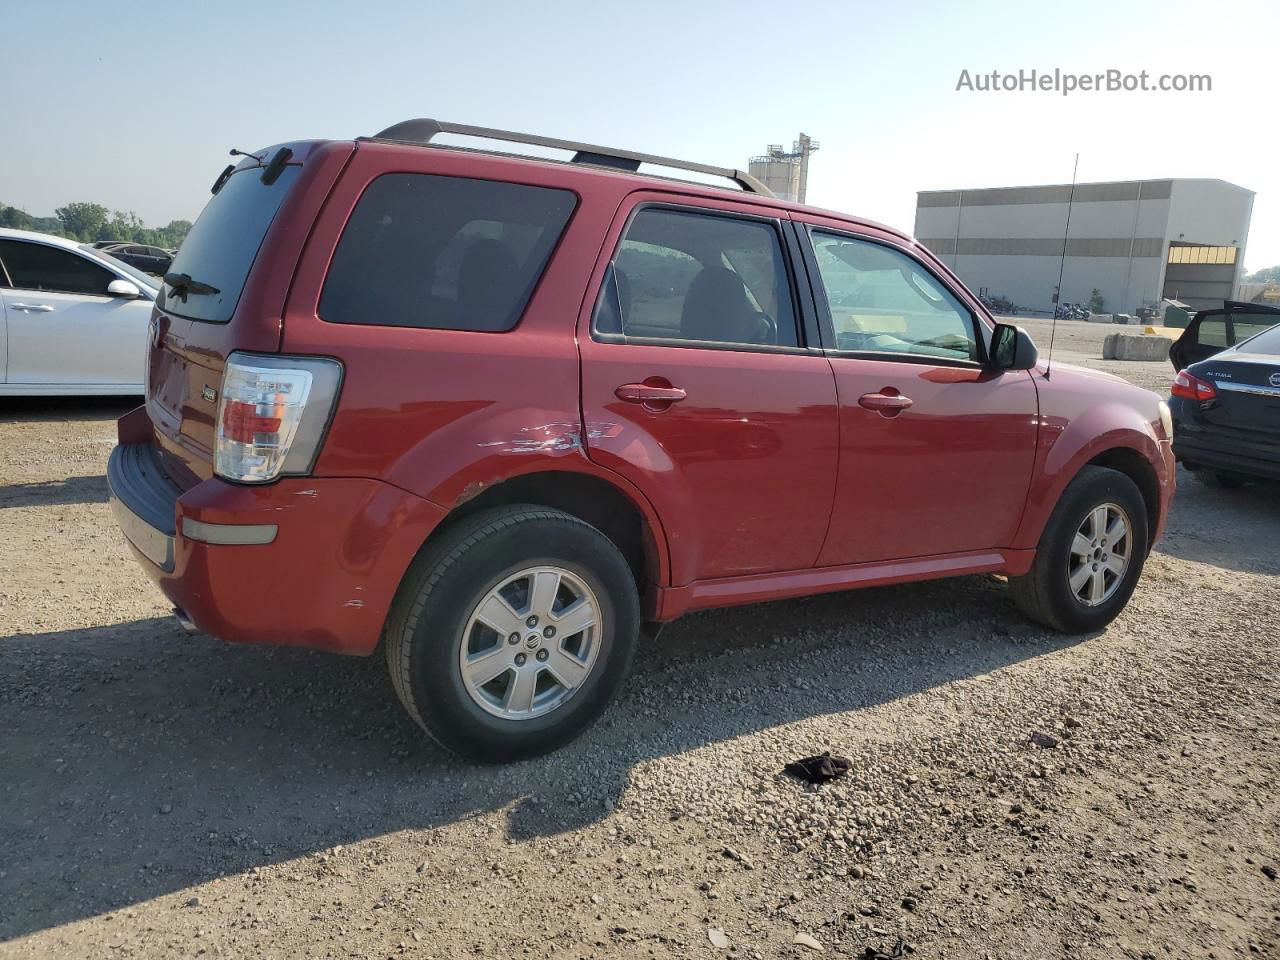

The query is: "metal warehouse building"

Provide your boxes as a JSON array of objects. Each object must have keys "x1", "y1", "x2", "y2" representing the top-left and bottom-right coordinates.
[{"x1": 914, "y1": 178, "x2": 1254, "y2": 314}]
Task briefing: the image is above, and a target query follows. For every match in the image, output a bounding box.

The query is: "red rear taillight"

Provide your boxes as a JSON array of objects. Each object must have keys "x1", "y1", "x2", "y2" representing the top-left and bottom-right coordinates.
[
  {"x1": 214, "y1": 353, "x2": 343, "y2": 483},
  {"x1": 221, "y1": 399, "x2": 284, "y2": 444},
  {"x1": 1171, "y1": 370, "x2": 1217, "y2": 405}
]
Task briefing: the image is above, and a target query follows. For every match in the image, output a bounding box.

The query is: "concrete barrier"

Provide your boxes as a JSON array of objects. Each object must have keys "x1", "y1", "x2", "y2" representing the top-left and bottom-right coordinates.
[
  {"x1": 1088, "y1": 312, "x2": 1113, "y2": 323},
  {"x1": 1103, "y1": 333, "x2": 1173, "y2": 361}
]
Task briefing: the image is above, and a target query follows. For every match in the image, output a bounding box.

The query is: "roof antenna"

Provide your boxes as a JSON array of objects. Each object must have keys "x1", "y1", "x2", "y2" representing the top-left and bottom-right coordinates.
[{"x1": 1045, "y1": 153, "x2": 1079, "y2": 380}]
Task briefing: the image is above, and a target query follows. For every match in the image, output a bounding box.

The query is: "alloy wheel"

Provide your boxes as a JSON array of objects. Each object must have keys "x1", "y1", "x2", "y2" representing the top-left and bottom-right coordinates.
[
  {"x1": 457, "y1": 566, "x2": 602, "y2": 720},
  {"x1": 1068, "y1": 503, "x2": 1133, "y2": 607}
]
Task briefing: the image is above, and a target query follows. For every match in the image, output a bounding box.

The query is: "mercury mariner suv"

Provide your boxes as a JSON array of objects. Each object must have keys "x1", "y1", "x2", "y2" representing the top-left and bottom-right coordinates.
[{"x1": 108, "y1": 120, "x2": 1175, "y2": 760}]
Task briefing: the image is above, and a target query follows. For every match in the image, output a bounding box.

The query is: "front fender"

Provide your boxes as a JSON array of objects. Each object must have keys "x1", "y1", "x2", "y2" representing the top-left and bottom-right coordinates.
[{"x1": 1013, "y1": 401, "x2": 1171, "y2": 550}]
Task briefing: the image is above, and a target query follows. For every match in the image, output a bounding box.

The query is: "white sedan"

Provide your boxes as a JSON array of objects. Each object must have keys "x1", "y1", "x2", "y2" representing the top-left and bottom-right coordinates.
[{"x1": 0, "y1": 228, "x2": 158, "y2": 395}]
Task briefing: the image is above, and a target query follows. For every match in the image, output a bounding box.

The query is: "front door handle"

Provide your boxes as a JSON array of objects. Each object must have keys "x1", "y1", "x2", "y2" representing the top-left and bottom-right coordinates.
[
  {"x1": 858, "y1": 390, "x2": 913, "y2": 417},
  {"x1": 615, "y1": 381, "x2": 687, "y2": 411},
  {"x1": 11, "y1": 303, "x2": 54, "y2": 313}
]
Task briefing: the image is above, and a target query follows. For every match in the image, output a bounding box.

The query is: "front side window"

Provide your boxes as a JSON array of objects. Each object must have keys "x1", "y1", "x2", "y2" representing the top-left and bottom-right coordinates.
[
  {"x1": 810, "y1": 231, "x2": 978, "y2": 362},
  {"x1": 0, "y1": 239, "x2": 114, "y2": 295},
  {"x1": 592, "y1": 207, "x2": 799, "y2": 348},
  {"x1": 320, "y1": 174, "x2": 576, "y2": 332}
]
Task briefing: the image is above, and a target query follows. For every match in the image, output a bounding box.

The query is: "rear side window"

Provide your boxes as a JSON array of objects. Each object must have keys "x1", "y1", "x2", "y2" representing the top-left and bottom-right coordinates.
[
  {"x1": 0, "y1": 239, "x2": 114, "y2": 295},
  {"x1": 162, "y1": 164, "x2": 300, "y2": 323},
  {"x1": 1197, "y1": 316, "x2": 1228, "y2": 348},
  {"x1": 320, "y1": 175, "x2": 576, "y2": 332},
  {"x1": 591, "y1": 207, "x2": 799, "y2": 348}
]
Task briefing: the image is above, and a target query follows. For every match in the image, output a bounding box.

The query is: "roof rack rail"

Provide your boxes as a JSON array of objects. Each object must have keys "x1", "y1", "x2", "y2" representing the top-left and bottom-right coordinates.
[{"x1": 364, "y1": 119, "x2": 774, "y2": 198}]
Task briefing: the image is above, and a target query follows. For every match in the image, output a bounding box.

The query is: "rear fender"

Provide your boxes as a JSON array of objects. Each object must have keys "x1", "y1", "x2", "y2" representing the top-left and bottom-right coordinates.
[{"x1": 397, "y1": 424, "x2": 675, "y2": 590}]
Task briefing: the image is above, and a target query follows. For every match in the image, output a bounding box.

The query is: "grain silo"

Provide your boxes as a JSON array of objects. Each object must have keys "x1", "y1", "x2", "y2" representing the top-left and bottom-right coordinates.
[{"x1": 748, "y1": 134, "x2": 819, "y2": 204}]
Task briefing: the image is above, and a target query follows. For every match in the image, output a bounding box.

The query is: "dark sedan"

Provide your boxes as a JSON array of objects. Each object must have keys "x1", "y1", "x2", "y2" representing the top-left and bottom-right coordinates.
[
  {"x1": 100, "y1": 243, "x2": 173, "y2": 276},
  {"x1": 1170, "y1": 318, "x2": 1280, "y2": 487}
]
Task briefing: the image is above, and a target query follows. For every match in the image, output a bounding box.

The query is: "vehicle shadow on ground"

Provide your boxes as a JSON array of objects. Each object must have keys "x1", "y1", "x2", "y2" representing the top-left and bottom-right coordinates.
[
  {"x1": 0, "y1": 396, "x2": 138, "y2": 424},
  {"x1": 0, "y1": 474, "x2": 108, "y2": 509},
  {"x1": 0, "y1": 575, "x2": 1078, "y2": 941},
  {"x1": 1153, "y1": 466, "x2": 1280, "y2": 575}
]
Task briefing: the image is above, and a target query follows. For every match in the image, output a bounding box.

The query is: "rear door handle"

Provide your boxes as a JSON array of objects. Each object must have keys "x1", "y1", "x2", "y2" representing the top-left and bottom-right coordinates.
[
  {"x1": 858, "y1": 391, "x2": 913, "y2": 416},
  {"x1": 12, "y1": 303, "x2": 54, "y2": 313},
  {"x1": 615, "y1": 381, "x2": 687, "y2": 409}
]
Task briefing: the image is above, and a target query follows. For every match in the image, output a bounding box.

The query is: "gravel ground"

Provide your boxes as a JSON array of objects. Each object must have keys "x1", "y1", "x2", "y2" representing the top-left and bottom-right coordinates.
[{"x1": 3, "y1": 321, "x2": 1278, "y2": 959}]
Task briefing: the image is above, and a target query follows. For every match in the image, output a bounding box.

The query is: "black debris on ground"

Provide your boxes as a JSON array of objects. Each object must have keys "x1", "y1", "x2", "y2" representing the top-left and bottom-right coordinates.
[{"x1": 784, "y1": 751, "x2": 852, "y2": 785}]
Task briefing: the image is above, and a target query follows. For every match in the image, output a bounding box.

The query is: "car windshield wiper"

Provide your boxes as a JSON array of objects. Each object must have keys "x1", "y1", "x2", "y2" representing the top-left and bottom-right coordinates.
[{"x1": 163, "y1": 272, "x2": 220, "y2": 302}]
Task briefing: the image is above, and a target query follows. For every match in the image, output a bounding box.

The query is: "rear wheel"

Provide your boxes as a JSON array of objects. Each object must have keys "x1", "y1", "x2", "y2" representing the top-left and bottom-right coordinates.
[
  {"x1": 1009, "y1": 466, "x2": 1149, "y2": 633},
  {"x1": 385, "y1": 505, "x2": 640, "y2": 761}
]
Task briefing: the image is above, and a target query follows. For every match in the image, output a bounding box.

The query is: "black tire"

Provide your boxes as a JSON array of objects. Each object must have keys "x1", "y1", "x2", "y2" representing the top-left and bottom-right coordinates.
[
  {"x1": 384, "y1": 505, "x2": 640, "y2": 762},
  {"x1": 1197, "y1": 471, "x2": 1245, "y2": 489},
  {"x1": 1008, "y1": 466, "x2": 1149, "y2": 633}
]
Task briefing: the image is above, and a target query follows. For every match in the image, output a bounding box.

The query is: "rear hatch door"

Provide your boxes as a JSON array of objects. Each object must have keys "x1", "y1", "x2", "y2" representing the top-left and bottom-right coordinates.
[{"x1": 146, "y1": 141, "x2": 352, "y2": 486}]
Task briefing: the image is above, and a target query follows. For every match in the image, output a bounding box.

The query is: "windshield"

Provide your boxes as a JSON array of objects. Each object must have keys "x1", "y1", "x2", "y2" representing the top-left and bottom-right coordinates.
[
  {"x1": 161, "y1": 163, "x2": 300, "y2": 323},
  {"x1": 81, "y1": 244, "x2": 160, "y2": 291}
]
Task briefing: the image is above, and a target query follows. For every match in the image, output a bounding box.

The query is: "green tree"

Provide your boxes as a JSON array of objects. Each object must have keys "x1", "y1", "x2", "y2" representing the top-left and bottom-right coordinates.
[
  {"x1": 0, "y1": 205, "x2": 35, "y2": 230},
  {"x1": 55, "y1": 202, "x2": 109, "y2": 241},
  {"x1": 1089, "y1": 288, "x2": 1106, "y2": 313},
  {"x1": 151, "y1": 220, "x2": 192, "y2": 249},
  {"x1": 1247, "y1": 265, "x2": 1280, "y2": 283},
  {"x1": 7, "y1": 201, "x2": 190, "y2": 247},
  {"x1": 100, "y1": 210, "x2": 146, "y2": 243}
]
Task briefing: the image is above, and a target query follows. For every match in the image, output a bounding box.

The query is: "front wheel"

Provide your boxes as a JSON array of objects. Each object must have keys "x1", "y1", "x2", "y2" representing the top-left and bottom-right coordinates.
[
  {"x1": 384, "y1": 505, "x2": 640, "y2": 762},
  {"x1": 1009, "y1": 466, "x2": 1149, "y2": 633}
]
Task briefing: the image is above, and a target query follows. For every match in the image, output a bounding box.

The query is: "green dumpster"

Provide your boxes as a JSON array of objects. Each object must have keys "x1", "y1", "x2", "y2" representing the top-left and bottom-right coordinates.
[{"x1": 1163, "y1": 300, "x2": 1193, "y2": 329}]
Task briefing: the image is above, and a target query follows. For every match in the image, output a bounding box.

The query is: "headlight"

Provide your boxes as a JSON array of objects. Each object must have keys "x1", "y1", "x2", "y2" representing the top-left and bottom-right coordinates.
[{"x1": 1157, "y1": 400, "x2": 1173, "y2": 440}]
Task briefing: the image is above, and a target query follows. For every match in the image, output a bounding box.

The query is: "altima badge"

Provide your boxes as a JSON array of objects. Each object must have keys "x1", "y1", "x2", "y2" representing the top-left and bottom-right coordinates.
[{"x1": 202, "y1": 385, "x2": 218, "y2": 403}]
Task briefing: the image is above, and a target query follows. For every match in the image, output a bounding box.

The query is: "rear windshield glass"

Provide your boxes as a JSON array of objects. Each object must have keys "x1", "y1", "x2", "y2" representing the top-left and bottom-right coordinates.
[
  {"x1": 319, "y1": 174, "x2": 576, "y2": 332},
  {"x1": 1236, "y1": 320, "x2": 1280, "y2": 355},
  {"x1": 161, "y1": 164, "x2": 299, "y2": 323}
]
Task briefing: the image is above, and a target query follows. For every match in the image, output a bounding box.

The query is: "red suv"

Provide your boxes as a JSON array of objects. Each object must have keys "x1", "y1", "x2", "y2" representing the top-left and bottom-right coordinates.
[{"x1": 109, "y1": 120, "x2": 1175, "y2": 760}]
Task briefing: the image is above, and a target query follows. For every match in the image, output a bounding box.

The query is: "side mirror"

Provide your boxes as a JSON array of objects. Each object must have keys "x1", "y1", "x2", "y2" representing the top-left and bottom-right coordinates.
[
  {"x1": 990, "y1": 323, "x2": 1038, "y2": 371},
  {"x1": 107, "y1": 279, "x2": 142, "y2": 299}
]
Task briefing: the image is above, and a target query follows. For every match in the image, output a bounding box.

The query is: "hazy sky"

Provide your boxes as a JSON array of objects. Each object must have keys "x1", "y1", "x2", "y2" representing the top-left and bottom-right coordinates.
[{"x1": 3, "y1": 0, "x2": 1275, "y2": 270}]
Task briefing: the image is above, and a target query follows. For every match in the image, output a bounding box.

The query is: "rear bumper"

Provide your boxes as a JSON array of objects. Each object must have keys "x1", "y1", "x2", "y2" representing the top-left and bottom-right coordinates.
[
  {"x1": 1174, "y1": 434, "x2": 1280, "y2": 480},
  {"x1": 108, "y1": 441, "x2": 447, "y2": 655},
  {"x1": 1172, "y1": 413, "x2": 1280, "y2": 481}
]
